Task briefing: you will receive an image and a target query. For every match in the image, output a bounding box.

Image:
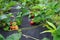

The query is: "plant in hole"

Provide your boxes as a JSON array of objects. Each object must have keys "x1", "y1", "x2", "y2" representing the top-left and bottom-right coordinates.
[
  {"x1": 40, "y1": 21, "x2": 60, "y2": 40},
  {"x1": 0, "y1": 32, "x2": 22, "y2": 40}
]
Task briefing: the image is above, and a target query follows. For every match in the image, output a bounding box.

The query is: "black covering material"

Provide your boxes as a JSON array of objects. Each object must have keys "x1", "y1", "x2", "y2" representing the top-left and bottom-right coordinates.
[{"x1": 0, "y1": 8, "x2": 53, "y2": 40}]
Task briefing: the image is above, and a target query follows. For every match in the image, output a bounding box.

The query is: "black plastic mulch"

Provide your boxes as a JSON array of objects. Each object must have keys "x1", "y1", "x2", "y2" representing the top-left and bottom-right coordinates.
[{"x1": 0, "y1": 8, "x2": 53, "y2": 40}]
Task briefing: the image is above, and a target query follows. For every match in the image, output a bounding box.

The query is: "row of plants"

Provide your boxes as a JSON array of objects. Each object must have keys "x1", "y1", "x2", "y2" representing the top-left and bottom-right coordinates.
[
  {"x1": 20, "y1": 0, "x2": 60, "y2": 25},
  {"x1": 0, "y1": 0, "x2": 60, "y2": 40},
  {"x1": 0, "y1": 21, "x2": 60, "y2": 40}
]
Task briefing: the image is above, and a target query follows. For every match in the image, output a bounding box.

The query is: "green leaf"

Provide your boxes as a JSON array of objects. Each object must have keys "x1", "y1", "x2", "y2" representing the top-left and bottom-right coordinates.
[
  {"x1": 44, "y1": 24, "x2": 53, "y2": 30},
  {"x1": 0, "y1": 34, "x2": 4, "y2": 40},
  {"x1": 56, "y1": 26, "x2": 60, "y2": 35},
  {"x1": 3, "y1": 26, "x2": 9, "y2": 31},
  {"x1": 7, "y1": 13, "x2": 13, "y2": 17},
  {"x1": 53, "y1": 26, "x2": 60, "y2": 40},
  {"x1": 46, "y1": 21, "x2": 56, "y2": 30},
  {"x1": 6, "y1": 32, "x2": 22, "y2": 40},
  {"x1": 42, "y1": 38, "x2": 50, "y2": 40},
  {"x1": 40, "y1": 30, "x2": 55, "y2": 34},
  {"x1": 0, "y1": 15, "x2": 7, "y2": 20},
  {"x1": 21, "y1": 8, "x2": 29, "y2": 16},
  {"x1": 16, "y1": 19, "x2": 22, "y2": 25},
  {"x1": 33, "y1": 17, "x2": 41, "y2": 23},
  {"x1": 53, "y1": 35, "x2": 60, "y2": 40}
]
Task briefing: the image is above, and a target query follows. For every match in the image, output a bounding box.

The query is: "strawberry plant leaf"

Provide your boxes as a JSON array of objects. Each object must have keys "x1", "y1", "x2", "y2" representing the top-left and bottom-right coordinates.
[
  {"x1": 0, "y1": 34, "x2": 4, "y2": 40},
  {"x1": 56, "y1": 26, "x2": 60, "y2": 35},
  {"x1": 40, "y1": 30, "x2": 55, "y2": 34},
  {"x1": 53, "y1": 35, "x2": 60, "y2": 40},
  {"x1": 21, "y1": 8, "x2": 29, "y2": 16},
  {"x1": 44, "y1": 24, "x2": 53, "y2": 30},
  {"x1": 46, "y1": 21, "x2": 56, "y2": 30},
  {"x1": 3, "y1": 26, "x2": 9, "y2": 31},
  {"x1": 0, "y1": 15, "x2": 7, "y2": 20},
  {"x1": 6, "y1": 32, "x2": 22, "y2": 40},
  {"x1": 42, "y1": 38, "x2": 50, "y2": 40}
]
